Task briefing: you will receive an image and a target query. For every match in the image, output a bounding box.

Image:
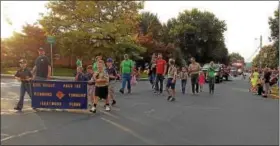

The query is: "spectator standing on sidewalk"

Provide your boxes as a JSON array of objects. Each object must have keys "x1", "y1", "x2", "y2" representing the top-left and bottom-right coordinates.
[
  {"x1": 32, "y1": 47, "x2": 51, "y2": 80},
  {"x1": 263, "y1": 68, "x2": 272, "y2": 98}
]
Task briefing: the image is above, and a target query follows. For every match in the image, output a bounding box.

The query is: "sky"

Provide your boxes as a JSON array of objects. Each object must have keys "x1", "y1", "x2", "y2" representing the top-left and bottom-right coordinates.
[{"x1": 1, "y1": 1, "x2": 278, "y2": 62}]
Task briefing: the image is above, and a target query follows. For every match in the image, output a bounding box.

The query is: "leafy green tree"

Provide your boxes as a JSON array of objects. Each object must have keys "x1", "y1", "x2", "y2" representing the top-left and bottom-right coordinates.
[
  {"x1": 228, "y1": 52, "x2": 244, "y2": 63},
  {"x1": 162, "y1": 8, "x2": 228, "y2": 64},
  {"x1": 252, "y1": 45, "x2": 278, "y2": 68},
  {"x1": 39, "y1": 1, "x2": 145, "y2": 62},
  {"x1": 268, "y1": 8, "x2": 279, "y2": 65}
]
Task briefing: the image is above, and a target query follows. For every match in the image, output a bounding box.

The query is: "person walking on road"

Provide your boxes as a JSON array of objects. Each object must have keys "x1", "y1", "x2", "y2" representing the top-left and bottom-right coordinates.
[
  {"x1": 149, "y1": 54, "x2": 157, "y2": 88},
  {"x1": 14, "y1": 59, "x2": 33, "y2": 111},
  {"x1": 188, "y1": 57, "x2": 201, "y2": 95},
  {"x1": 32, "y1": 47, "x2": 51, "y2": 80},
  {"x1": 90, "y1": 60, "x2": 110, "y2": 113},
  {"x1": 166, "y1": 59, "x2": 177, "y2": 101},
  {"x1": 207, "y1": 61, "x2": 216, "y2": 94},
  {"x1": 263, "y1": 68, "x2": 271, "y2": 98},
  {"x1": 106, "y1": 58, "x2": 117, "y2": 105},
  {"x1": 119, "y1": 54, "x2": 134, "y2": 94},
  {"x1": 179, "y1": 66, "x2": 188, "y2": 94},
  {"x1": 154, "y1": 53, "x2": 167, "y2": 94}
]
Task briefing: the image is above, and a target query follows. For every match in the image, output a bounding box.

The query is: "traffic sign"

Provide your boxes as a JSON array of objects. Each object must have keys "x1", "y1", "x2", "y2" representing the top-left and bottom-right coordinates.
[{"x1": 47, "y1": 36, "x2": 55, "y2": 44}]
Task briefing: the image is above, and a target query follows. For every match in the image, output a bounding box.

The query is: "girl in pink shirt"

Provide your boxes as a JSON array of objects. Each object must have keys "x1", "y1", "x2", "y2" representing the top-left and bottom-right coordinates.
[{"x1": 198, "y1": 71, "x2": 205, "y2": 92}]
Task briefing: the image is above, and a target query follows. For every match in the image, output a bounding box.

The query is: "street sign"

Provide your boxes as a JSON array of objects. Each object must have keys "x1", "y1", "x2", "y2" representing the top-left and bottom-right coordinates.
[{"x1": 47, "y1": 36, "x2": 55, "y2": 44}]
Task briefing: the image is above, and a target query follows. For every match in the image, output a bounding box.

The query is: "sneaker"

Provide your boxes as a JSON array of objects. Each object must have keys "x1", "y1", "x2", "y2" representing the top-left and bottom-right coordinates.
[
  {"x1": 90, "y1": 106, "x2": 97, "y2": 113},
  {"x1": 112, "y1": 100, "x2": 116, "y2": 106},
  {"x1": 170, "y1": 97, "x2": 175, "y2": 102},
  {"x1": 119, "y1": 89, "x2": 124, "y2": 94},
  {"x1": 127, "y1": 89, "x2": 131, "y2": 94},
  {"x1": 167, "y1": 96, "x2": 172, "y2": 101},
  {"x1": 105, "y1": 105, "x2": 111, "y2": 111},
  {"x1": 14, "y1": 107, "x2": 22, "y2": 111}
]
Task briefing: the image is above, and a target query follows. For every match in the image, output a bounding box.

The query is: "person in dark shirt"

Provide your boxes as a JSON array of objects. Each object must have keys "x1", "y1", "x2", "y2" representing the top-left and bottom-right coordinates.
[
  {"x1": 106, "y1": 58, "x2": 117, "y2": 105},
  {"x1": 85, "y1": 65, "x2": 95, "y2": 107},
  {"x1": 32, "y1": 48, "x2": 51, "y2": 80},
  {"x1": 14, "y1": 59, "x2": 33, "y2": 111},
  {"x1": 263, "y1": 68, "x2": 271, "y2": 98},
  {"x1": 75, "y1": 66, "x2": 85, "y2": 81}
]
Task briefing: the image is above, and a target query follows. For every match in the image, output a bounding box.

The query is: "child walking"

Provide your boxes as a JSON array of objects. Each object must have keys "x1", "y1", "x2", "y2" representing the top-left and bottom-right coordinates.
[
  {"x1": 179, "y1": 67, "x2": 188, "y2": 94},
  {"x1": 106, "y1": 58, "x2": 117, "y2": 106},
  {"x1": 84, "y1": 65, "x2": 95, "y2": 108},
  {"x1": 14, "y1": 59, "x2": 34, "y2": 111},
  {"x1": 166, "y1": 59, "x2": 177, "y2": 102},
  {"x1": 198, "y1": 71, "x2": 205, "y2": 92},
  {"x1": 90, "y1": 60, "x2": 110, "y2": 113}
]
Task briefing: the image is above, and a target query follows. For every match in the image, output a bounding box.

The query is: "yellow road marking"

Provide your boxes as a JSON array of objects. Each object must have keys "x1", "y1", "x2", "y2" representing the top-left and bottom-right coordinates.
[{"x1": 101, "y1": 117, "x2": 156, "y2": 145}]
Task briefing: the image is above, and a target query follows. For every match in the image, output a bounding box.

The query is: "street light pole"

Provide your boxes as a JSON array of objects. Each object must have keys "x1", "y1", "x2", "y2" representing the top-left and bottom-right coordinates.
[{"x1": 259, "y1": 35, "x2": 263, "y2": 69}]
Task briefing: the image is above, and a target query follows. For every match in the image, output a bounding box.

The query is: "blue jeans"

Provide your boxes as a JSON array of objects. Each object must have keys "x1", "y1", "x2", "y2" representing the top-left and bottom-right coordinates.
[
  {"x1": 121, "y1": 73, "x2": 131, "y2": 91},
  {"x1": 16, "y1": 82, "x2": 32, "y2": 109},
  {"x1": 149, "y1": 73, "x2": 156, "y2": 85}
]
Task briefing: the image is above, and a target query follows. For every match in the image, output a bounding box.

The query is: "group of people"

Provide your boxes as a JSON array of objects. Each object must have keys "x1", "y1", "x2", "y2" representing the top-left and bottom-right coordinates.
[
  {"x1": 249, "y1": 67, "x2": 279, "y2": 98},
  {"x1": 146, "y1": 53, "x2": 217, "y2": 102}
]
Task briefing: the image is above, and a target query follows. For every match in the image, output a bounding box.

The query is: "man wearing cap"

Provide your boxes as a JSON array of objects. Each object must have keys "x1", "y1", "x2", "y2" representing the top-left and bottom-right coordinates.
[
  {"x1": 32, "y1": 47, "x2": 51, "y2": 80},
  {"x1": 119, "y1": 54, "x2": 134, "y2": 94},
  {"x1": 14, "y1": 59, "x2": 33, "y2": 111}
]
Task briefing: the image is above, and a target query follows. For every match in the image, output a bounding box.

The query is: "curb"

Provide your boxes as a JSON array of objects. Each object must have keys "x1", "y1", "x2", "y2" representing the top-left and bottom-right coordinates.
[
  {"x1": 269, "y1": 94, "x2": 280, "y2": 99},
  {"x1": 1, "y1": 74, "x2": 149, "y2": 81}
]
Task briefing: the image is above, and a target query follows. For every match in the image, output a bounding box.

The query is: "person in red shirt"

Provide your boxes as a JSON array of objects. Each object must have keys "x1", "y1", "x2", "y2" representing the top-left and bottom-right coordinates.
[{"x1": 155, "y1": 53, "x2": 167, "y2": 94}]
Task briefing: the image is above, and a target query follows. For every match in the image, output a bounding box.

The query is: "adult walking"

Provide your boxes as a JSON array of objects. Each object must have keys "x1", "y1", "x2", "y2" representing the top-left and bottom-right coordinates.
[
  {"x1": 154, "y1": 53, "x2": 167, "y2": 94},
  {"x1": 149, "y1": 54, "x2": 157, "y2": 88},
  {"x1": 207, "y1": 61, "x2": 216, "y2": 94},
  {"x1": 263, "y1": 68, "x2": 271, "y2": 98},
  {"x1": 32, "y1": 47, "x2": 51, "y2": 80},
  {"x1": 188, "y1": 57, "x2": 201, "y2": 94},
  {"x1": 119, "y1": 54, "x2": 134, "y2": 94}
]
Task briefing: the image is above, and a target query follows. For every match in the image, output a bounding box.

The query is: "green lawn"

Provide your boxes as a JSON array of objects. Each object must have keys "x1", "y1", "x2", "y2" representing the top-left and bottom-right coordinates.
[
  {"x1": 2, "y1": 67, "x2": 149, "y2": 78},
  {"x1": 1, "y1": 67, "x2": 75, "y2": 77}
]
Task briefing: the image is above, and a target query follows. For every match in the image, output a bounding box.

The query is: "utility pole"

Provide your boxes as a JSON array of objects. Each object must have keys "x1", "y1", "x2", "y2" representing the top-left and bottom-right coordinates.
[{"x1": 259, "y1": 35, "x2": 263, "y2": 69}]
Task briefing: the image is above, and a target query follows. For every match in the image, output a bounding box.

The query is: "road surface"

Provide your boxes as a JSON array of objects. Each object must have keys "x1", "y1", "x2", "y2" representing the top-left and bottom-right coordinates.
[{"x1": 1, "y1": 77, "x2": 279, "y2": 145}]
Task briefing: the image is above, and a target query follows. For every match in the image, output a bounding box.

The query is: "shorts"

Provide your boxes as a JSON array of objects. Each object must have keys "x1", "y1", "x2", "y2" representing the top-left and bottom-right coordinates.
[
  {"x1": 87, "y1": 85, "x2": 95, "y2": 97},
  {"x1": 95, "y1": 86, "x2": 109, "y2": 99},
  {"x1": 166, "y1": 78, "x2": 176, "y2": 89},
  {"x1": 108, "y1": 81, "x2": 116, "y2": 96}
]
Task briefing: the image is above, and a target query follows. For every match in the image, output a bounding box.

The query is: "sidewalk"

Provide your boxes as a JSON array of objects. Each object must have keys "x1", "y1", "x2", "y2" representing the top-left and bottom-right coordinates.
[{"x1": 1, "y1": 74, "x2": 149, "y2": 81}]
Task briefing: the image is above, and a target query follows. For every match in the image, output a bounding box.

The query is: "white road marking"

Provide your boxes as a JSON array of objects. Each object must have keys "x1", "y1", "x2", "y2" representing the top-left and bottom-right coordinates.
[{"x1": 1, "y1": 128, "x2": 47, "y2": 142}]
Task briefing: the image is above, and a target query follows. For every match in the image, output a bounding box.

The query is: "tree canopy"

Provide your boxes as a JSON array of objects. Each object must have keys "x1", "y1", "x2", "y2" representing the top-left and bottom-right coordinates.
[
  {"x1": 252, "y1": 7, "x2": 279, "y2": 68},
  {"x1": 1, "y1": 1, "x2": 234, "y2": 68},
  {"x1": 228, "y1": 52, "x2": 245, "y2": 63}
]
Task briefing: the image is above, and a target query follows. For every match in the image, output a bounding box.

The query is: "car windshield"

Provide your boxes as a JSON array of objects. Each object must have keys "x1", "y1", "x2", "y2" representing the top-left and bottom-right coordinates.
[{"x1": 202, "y1": 64, "x2": 219, "y2": 71}]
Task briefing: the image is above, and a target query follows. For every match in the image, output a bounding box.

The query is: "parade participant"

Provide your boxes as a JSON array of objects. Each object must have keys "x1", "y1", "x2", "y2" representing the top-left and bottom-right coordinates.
[
  {"x1": 149, "y1": 54, "x2": 157, "y2": 88},
  {"x1": 250, "y1": 68, "x2": 259, "y2": 93},
  {"x1": 93, "y1": 56, "x2": 102, "y2": 72},
  {"x1": 263, "y1": 68, "x2": 271, "y2": 98},
  {"x1": 14, "y1": 59, "x2": 33, "y2": 111},
  {"x1": 106, "y1": 58, "x2": 117, "y2": 106},
  {"x1": 75, "y1": 66, "x2": 85, "y2": 81},
  {"x1": 76, "y1": 56, "x2": 83, "y2": 68},
  {"x1": 188, "y1": 57, "x2": 201, "y2": 94},
  {"x1": 90, "y1": 60, "x2": 110, "y2": 113},
  {"x1": 154, "y1": 53, "x2": 167, "y2": 94},
  {"x1": 257, "y1": 77, "x2": 264, "y2": 95},
  {"x1": 207, "y1": 61, "x2": 216, "y2": 94},
  {"x1": 179, "y1": 66, "x2": 188, "y2": 94},
  {"x1": 198, "y1": 71, "x2": 205, "y2": 92},
  {"x1": 84, "y1": 65, "x2": 95, "y2": 107},
  {"x1": 119, "y1": 54, "x2": 134, "y2": 94},
  {"x1": 32, "y1": 47, "x2": 51, "y2": 80},
  {"x1": 166, "y1": 59, "x2": 177, "y2": 101}
]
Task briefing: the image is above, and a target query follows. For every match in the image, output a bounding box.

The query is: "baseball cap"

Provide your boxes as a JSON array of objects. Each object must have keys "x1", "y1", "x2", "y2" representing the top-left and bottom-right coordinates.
[
  {"x1": 107, "y1": 58, "x2": 113, "y2": 62},
  {"x1": 19, "y1": 59, "x2": 27, "y2": 64},
  {"x1": 38, "y1": 47, "x2": 45, "y2": 51}
]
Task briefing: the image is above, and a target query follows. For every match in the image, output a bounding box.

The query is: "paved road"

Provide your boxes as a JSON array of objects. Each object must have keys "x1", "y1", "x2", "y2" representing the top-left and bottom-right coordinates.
[{"x1": 1, "y1": 77, "x2": 279, "y2": 145}]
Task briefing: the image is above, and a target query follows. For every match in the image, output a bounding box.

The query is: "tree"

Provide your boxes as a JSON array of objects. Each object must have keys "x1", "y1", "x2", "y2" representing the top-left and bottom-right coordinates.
[
  {"x1": 252, "y1": 45, "x2": 278, "y2": 68},
  {"x1": 2, "y1": 24, "x2": 48, "y2": 66},
  {"x1": 162, "y1": 8, "x2": 229, "y2": 64},
  {"x1": 268, "y1": 7, "x2": 279, "y2": 65},
  {"x1": 39, "y1": 1, "x2": 146, "y2": 63},
  {"x1": 228, "y1": 52, "x2": 244, "y2": 63}
]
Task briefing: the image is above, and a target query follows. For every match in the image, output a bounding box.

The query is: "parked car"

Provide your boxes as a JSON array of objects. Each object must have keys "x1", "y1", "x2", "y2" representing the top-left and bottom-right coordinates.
[
  {"x1": 202, "y1": 64, "x2": 223, "y2": 83},
  {"x1": 221, "y1": 65, "x2": 230, "y2": 81}
]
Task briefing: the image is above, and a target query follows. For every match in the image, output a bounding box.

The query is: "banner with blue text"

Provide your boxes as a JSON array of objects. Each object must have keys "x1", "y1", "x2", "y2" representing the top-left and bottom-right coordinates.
[{"x1": 32, "y1": 80, "x2": 88, "y2": 109}]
